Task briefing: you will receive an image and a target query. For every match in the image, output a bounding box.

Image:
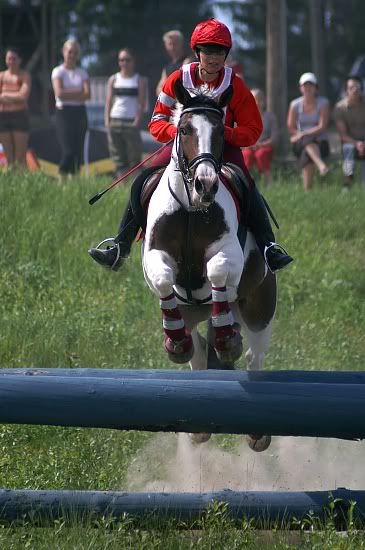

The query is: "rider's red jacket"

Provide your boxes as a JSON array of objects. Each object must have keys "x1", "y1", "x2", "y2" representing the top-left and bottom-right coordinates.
[{"x1": 149, "y1": 62, "x2": 263, "y2": 148}]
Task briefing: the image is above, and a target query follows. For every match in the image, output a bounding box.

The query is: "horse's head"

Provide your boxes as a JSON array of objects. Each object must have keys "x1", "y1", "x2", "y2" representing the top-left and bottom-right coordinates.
[{"x1": 174, "y1": 79, "x2": 233, "y2": 208}]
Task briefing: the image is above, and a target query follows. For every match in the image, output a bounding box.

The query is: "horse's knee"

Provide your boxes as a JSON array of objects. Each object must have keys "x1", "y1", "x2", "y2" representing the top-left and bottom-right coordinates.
[
  {"x1": 145, "y1": 252, "x2": 175, "y2": 297},
  {"x1": 154, "y1": 276, "x2": 174, "y2": 298},
  {"x1": 207, "y1": 250, "x2": 243, "y2": 289},
  {"x1": 207, "y1": 257, "x2": 229, "y2": 288}
]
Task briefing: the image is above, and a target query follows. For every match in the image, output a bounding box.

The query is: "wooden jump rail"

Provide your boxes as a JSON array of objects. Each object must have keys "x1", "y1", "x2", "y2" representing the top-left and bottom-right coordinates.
[
  {"x1": 0, "y1": 368, "x2": 364, "y2": 438},
  {"x1": 0, "y1": 487, "x2": 364, "y2": 524}
]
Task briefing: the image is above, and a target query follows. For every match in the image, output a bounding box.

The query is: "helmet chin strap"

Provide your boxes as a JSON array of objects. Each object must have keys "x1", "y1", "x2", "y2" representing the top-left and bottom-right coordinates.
[{"x1": 200, "y1": 66, "x2": 220, "y2": 76}]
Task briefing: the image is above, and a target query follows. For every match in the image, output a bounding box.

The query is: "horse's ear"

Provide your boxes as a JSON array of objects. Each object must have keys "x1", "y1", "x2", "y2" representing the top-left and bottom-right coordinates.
[
  {"x1": 218, "y1": 85, "x2": 233, "y2": 109},
  {"x1": 174, "y1": 79, "x2": 190, "y2": 106}
]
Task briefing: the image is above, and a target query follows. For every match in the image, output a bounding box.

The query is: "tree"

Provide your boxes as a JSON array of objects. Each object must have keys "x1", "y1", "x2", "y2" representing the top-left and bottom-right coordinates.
[
  {"x1": 215, "y1": 0, "x2": 365, "y2": 103},
  {"x1": 56, "y1": 0, "x2": 211, "y2": 88},
  {"x1": 266, "y1": 0, "x2": 287, "y2": 152}
]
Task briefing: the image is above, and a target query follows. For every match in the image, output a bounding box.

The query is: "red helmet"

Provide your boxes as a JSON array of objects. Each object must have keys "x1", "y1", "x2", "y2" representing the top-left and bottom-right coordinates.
[{"x1": 190, "y1": 19, "x2": 232, "y2": 50}]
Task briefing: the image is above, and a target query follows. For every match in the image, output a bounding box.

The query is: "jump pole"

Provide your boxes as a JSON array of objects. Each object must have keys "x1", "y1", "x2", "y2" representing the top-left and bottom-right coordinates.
[
  {"x1": 0, "y1": 488, "x2": 364, "y2": 524},
  {"x1": 2, "y1": 367, "x2": 365, "y2": 384},
  {"x1": 0, "y1": 375, "x2": 365, "y2": 439}
]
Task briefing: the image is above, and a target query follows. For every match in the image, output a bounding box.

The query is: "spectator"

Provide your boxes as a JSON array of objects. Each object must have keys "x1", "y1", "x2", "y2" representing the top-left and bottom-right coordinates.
[
  {"x1": 0, "y1": 47, "x2": 31, "y2": 168},
  {"x1": 287, "y1": 72, "x2": 330, "y2": 191},
  {"x1": 155, "y1": 30, "x2": 186, "y2": 96},
  {"x1": 243, "y1": 89, "x2": 277, "y2": 185},
  {"x1": 89, "y1": 19, "x2": 293, "y2": 274},
  {"x1": 105, "y1": 48, "x2": 147, "y2": 177},
  {"x1": 51, "y1": 38, "x2": 90, "y2": 179},
  {"x1": 334, "y1": 75, "x2": 365, "y2": 189}
]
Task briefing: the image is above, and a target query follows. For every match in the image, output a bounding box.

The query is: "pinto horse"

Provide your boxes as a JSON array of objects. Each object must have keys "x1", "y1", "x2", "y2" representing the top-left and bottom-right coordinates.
[{"x1": 143, "y1": 80, "x2": 276, "y2": 376}]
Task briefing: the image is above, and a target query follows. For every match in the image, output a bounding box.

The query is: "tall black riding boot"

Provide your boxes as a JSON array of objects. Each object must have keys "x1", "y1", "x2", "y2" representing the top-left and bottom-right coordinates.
[
  {"x1": 88, "y1": 166, "x2": 162, "y2": 271},
  {"x1": 247, "y1": 186, "x2": 293, "y2": 273},
  {"x1": 88, "y1": 202, "x2": 140, "y2": 271}
]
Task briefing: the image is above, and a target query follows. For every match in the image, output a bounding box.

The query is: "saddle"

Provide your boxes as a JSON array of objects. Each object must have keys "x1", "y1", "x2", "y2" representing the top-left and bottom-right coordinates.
[{"x1": 140, "y1": 168, "x2": 165, "y2": 213}]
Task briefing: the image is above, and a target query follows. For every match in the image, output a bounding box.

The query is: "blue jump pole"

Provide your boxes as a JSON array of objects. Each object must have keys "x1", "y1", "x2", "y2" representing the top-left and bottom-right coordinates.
[
  {"x1": 2, "y1": 367, "x2": 365, "y2": 384},
  {"x1": 0, "y1": 488, "x2": 364, "y2": 524},
  {"x1": 0, "y1": 375, "x2": 365, "y2": 439}
]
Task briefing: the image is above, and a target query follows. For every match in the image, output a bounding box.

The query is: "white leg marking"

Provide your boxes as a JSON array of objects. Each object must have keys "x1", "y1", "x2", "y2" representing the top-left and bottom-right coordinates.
[
  {"x1": 207, "y1": 245, "x2": 244, "y2": 291},
  {"x1": 144, "y1": 249, "x2": 176, "y2": 298},
  {"x1": 244, "y1": 320, "x2": 273, "y2": 371},
  {"x1": 189, "y1": 329, "x2": 208, "y2": 371}
]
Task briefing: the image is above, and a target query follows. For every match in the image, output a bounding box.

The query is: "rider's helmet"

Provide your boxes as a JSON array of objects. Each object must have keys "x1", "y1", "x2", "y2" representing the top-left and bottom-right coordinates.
[{"x1": 190, "y1": 19, "x2": 232, "y2": 55}]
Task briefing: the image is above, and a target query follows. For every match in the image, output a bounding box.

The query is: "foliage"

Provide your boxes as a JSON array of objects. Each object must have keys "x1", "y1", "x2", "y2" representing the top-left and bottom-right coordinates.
[
  {"x1": 54, "y1": 0, "x2": 211, "y2": 86},
  {"x1": 215, "y1": 0, "x2": 365, "y2": 103}
]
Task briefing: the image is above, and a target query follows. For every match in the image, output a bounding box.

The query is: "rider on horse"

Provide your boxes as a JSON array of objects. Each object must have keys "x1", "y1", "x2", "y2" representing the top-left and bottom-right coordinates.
[{"x1": 89, "y1": 19, "x2": 293, "y2": 274}]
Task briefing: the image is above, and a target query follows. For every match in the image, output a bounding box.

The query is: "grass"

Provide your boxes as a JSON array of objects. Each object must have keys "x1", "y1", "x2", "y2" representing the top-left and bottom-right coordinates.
[{"x1": 0, "y1": 167, "x2": 365, "y2": 548}]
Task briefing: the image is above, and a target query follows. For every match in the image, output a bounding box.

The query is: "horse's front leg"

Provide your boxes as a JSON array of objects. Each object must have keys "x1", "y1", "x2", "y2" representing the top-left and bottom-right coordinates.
[
  {"x1": 145, "y1": 249, "x2": 194, "y2": 364},
  {"x1": 207, "y1": 248, "x2": 243, "y2": 364}
]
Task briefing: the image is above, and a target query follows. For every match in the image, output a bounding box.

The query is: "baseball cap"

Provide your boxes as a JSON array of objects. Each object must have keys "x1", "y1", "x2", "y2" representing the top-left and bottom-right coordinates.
[{"x1": 299, "y1": 72, "x2": 318, "y2": 86}]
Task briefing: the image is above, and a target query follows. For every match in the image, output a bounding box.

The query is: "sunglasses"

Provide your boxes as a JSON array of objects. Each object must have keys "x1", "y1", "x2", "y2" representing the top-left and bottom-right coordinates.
[{"x1": 198, "y1": 46, "x2": 227, "y2": 56}]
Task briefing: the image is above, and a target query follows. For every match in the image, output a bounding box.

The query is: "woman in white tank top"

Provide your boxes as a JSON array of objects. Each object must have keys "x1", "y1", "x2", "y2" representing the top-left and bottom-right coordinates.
[{"x1": 105, "y1": 48, "x2": 147, "y2": 176}]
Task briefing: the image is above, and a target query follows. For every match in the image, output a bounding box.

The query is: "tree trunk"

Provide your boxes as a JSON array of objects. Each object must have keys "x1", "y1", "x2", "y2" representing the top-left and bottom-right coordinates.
[
  {"x1": 266, "y1": 0, "x2": 288, "y2": 154},
  {"x1": 309, "y1": 0, "x2": 326, "y2": 95}
]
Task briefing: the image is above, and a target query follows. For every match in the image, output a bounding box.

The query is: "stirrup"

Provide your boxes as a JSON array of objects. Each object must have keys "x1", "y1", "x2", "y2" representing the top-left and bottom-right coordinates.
[
  {"x1": 94, "y1": 238, "x2": 121, "y2": 271},
  {"x1": 264, "y1": 242, "x2": 290, "y2": 274}
]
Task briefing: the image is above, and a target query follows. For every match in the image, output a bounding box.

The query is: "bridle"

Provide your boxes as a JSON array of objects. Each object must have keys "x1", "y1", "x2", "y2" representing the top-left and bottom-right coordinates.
[{"x1": 169, "y1": 104, "x2": 224, "y2": 211}]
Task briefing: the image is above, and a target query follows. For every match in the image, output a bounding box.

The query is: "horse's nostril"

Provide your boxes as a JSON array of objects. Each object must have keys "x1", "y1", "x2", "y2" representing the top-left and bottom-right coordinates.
[{"x1": 195, "y1": 178, "x2": 203, "y2": 193}]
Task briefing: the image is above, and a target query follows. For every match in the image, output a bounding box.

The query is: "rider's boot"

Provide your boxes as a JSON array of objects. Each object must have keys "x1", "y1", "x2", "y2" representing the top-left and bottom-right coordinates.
[
  {"x1": 248, "y1": 186, "x2": 293, "y2": 273},
  {"x1": 88, "y1": 202, "x2": 139, "y2": 271},
  {"x1": 88, "y1": 166, "x2": 161, "y2": 271}
]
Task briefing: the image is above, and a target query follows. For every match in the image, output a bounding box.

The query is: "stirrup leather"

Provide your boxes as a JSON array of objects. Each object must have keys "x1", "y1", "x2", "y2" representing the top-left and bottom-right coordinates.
[{"x1": 94, "y1": 238, "x2": 121, "y2": 271}]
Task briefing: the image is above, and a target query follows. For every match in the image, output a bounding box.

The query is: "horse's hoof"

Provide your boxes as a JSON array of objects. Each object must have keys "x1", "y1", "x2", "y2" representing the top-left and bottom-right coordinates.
[
  {"x1": 164, "y1": 335, "x2": 194, "y2": 364},
  {"x1": 246, "y1": 434, "x2": 271, "y2": 452},
  {"x1": 189, "y1": 433, "x2": 211, "y2": 444},
  {"x1": 215, "y1": 330, "x2": 243, "y2": 364}
]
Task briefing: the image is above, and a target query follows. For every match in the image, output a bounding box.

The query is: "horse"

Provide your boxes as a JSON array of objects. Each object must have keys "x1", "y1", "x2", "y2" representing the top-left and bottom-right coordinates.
[{"x1": 142, "y1": 80, "x2": 276, "y2": 450}]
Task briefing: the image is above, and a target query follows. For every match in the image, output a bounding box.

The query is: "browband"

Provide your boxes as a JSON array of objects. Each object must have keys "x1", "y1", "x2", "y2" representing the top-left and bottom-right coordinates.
[{"x1": 181, "y1": 106, "x2": 223, "y2": 117}]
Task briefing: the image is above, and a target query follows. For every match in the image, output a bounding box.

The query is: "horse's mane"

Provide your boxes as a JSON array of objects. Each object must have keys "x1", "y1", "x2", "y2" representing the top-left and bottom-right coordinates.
[{"x1": 171, "y1": 86, "x2": 223, "y2": 126}]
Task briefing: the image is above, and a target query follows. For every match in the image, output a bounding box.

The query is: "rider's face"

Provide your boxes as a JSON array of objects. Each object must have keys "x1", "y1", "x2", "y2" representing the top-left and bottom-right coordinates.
[{"x1": 198, "y1": 48, "x2": 226, "y2": 74}]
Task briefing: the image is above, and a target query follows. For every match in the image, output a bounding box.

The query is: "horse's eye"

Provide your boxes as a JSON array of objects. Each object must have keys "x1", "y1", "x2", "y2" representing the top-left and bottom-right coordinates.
[{"x1": 180, "y1": 127, "x2": 187, "y2": 136}]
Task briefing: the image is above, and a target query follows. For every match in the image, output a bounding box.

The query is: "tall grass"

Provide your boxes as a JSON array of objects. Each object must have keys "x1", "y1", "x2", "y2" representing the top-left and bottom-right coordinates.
[{"x1": 0, "y1": 169, "x2": 365, "y2": 547}]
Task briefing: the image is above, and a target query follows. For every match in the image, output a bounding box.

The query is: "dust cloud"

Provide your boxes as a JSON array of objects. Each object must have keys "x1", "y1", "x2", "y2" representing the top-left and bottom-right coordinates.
[{"x1": 125, "y1": 433, "x2": 365, "y2": 493}]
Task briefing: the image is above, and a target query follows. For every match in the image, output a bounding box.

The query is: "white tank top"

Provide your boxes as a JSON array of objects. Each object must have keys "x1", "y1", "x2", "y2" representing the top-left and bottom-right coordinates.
[{"x1": 110, "y1": 73, "x2": 140, "y2": 119}]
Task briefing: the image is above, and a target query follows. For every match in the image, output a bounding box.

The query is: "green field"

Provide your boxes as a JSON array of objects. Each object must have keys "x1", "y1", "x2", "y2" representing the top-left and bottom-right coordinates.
[{"x1": 0, "y1": 168, "x2": 365, "y2": 548}]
